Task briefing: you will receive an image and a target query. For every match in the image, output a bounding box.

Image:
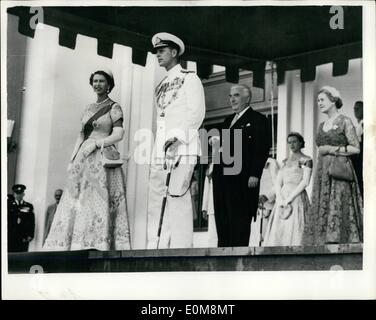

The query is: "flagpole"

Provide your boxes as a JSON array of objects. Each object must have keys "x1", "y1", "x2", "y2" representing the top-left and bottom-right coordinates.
[{"x1": 270, "y1": 61, "x2": 275, "y2": 159}]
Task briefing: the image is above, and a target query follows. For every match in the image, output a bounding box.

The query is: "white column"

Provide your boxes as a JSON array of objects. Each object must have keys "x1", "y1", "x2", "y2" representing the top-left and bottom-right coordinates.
[
  {"x1": 289, "y1": 70, "x2": 303, "y2": 134},
  {"x1": 126, "y1": 53, "x2": 158, "y2": 249},
  {"x1": 15, "y1": 25, "x2": 59, "y2": 251},
  {"x1": 276, "y1": 71, "x2": 292, "y2": 163},
  {"x1": 112, "y1": 44, "x2": 133, "y2": 158}
]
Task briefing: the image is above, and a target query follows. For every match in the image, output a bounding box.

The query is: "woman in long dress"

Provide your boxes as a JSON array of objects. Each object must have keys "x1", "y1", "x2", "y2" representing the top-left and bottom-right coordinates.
[
  {"x1": 264, "y1": 133, "x2": 312, "y2": 246},
  {"x1": 303, "y1": 86, "x2": 363, "y2": 245},
  {"x1": 43, "y1": 69, "x2": 131, "y2": 251}
]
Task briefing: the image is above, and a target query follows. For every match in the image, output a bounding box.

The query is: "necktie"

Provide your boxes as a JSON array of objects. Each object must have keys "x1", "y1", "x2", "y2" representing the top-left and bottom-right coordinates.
[{"x1": 230, "y1": 113, "x2": 239, "y2": 128}]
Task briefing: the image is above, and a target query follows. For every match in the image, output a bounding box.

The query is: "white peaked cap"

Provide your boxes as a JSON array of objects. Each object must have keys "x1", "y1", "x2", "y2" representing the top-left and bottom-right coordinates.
[{"x1": 151, "y1": 32, "x2": 185, "y2": 56}]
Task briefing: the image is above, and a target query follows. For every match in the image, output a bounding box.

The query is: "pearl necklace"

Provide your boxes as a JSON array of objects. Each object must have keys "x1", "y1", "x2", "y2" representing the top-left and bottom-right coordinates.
[{"x1": 95, "y1": 97, "x2": 109, "y2": 107}]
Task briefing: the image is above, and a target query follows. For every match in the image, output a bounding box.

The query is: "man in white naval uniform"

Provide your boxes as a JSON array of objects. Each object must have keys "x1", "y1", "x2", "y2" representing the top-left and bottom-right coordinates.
[{"x1": 147, "y1": 32, "x2": 205, "y2": 249}]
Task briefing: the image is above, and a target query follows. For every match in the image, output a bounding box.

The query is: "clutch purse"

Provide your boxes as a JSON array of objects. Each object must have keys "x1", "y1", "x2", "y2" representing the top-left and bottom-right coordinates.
[
  {"x1": 101, "y1": 142, "x2": 124, "y2": 168},
  {"x1": 279, "y1": 204, "x2": 292, "y2": 220},
  {"x1": 328, "y1": 154, "x2": 354, "y2": 182}
]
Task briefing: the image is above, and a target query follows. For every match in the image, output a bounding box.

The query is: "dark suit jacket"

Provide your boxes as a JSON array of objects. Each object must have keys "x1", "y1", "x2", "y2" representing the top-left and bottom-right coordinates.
[
  {"x1": 213, "y1": 106, "x2": 271, "y2": 220},
  {"x1": 219, "y1": 107, "x2": 270, "y2": 177}
]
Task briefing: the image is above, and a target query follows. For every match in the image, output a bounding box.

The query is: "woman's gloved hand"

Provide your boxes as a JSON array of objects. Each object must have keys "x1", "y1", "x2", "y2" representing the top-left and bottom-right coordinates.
[{"x1": 82, "y1": 142, "x2": 97, "y2": 158}]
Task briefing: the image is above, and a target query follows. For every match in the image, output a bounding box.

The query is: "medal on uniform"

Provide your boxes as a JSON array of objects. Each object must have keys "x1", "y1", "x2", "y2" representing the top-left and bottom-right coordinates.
[{"x1": 156, "y1": 75, "x2": 186, "y2": 119}]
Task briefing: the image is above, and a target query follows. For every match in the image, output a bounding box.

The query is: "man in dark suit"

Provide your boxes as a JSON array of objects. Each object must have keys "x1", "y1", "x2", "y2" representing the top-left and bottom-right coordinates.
[
  {"x1": 211, "y1": 84, "x2": 271, "y2": 247},
  {"x1": 43, "y1": 189, "x2": 63, "y2": 245},
  {"x1": 8, "y1": 184, "x2": 35, "y2": 252}
]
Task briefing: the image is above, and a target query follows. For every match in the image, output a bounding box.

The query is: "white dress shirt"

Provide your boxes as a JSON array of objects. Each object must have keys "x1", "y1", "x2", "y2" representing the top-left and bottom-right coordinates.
[{"x1": 230, "y1": 105, "x2": 251, "y2": 128}]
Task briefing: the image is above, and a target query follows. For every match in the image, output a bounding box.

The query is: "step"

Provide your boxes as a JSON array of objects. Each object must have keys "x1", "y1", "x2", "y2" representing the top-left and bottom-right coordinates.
[{"x1": 8, "y1": 244, "x2": 363, "y2": 273}]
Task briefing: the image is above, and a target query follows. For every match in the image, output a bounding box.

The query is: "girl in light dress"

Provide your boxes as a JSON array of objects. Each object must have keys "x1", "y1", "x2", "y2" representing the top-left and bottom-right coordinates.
[{"x1": 264, "y1": 132, "x2": 312, "y2": 246}]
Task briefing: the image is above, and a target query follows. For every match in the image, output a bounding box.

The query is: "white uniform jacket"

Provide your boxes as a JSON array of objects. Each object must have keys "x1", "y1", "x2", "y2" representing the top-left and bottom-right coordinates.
[{"x1": 153, "y1": 64, "x2": 206, "y2": 159}]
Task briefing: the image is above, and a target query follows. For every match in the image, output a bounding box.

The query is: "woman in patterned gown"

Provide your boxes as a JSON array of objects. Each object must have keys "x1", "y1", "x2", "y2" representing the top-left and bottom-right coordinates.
[
  {"x1": 303, "y1": 86, "x2": 363, "y2": 245},
  {"x1": 264, "y1": 133, "x2": 312, "y2": 246},
  {"x1": 43, "y1": 69, "x2": 131, "y2": 251}
]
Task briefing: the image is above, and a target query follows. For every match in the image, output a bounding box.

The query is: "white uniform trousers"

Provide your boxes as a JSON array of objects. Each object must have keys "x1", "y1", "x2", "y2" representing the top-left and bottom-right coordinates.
[{"x1": 147, "y1": 155, "x2": 197, "y2": 249}]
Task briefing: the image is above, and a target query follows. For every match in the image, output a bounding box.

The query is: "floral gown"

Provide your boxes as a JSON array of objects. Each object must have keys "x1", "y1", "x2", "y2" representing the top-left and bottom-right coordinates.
[
  {"x1": 263, "y1": 157, "x2": 311, "y2": 246},
  {"x1": 303, "y1": 114, "x2": 363, "y2": 245},
  {"x1": 43, "y1": 100, "x2": 131, "y2": 251}
]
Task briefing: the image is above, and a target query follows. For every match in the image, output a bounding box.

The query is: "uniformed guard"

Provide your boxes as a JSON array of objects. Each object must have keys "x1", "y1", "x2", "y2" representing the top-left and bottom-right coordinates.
[
  {"x1": 8, "y1": 184, "x2": 35, "y2": 252},
  {"x1": 147, "y1": 32, "x2": 206, "y2": 249}
]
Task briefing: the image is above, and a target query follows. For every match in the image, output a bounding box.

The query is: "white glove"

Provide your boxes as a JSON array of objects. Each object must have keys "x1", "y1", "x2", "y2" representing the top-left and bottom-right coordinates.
[
  {"x1": 67, "y1": 161, "x2": 73, "y2": 172},
  {"x1": 82, "y1": 142, "x2": 97, "y2": 158}
]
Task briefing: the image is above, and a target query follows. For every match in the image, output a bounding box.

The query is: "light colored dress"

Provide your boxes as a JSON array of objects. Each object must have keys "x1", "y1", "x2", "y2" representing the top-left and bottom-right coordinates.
[
  {"x1": 43, "y1": 100, "x2": 131, "y2": 251},
  {"x1": 249, "y1": 158, "x2": 279, "y2": 247},
  {"x1": 264, "y1": 157, "x2": 311, "y2": 246},
  {"x1": 303, "y1": 114, "x2": 363, "y2": 245},
  {"x1": 202, "y1": 163, "x2": 217, "y2": 247}
]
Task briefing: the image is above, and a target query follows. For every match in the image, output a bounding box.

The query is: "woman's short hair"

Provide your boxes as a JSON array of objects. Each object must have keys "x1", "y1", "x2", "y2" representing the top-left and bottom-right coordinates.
[
  {"x1": 287, "y1": 132, "x2": 305, "y2": 148},
  {"x1": 318, "y1": 86, "x2": 343, "y2": 109},
  {"x1": 89, "y1": 70, "x2": 115, "y2": 93}
]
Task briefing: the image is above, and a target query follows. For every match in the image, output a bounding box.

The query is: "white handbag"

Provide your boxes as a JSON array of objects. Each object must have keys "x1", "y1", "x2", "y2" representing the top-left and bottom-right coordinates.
[{"x1": 101, "y1": 141, "x2": 124, "y2": 168}]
